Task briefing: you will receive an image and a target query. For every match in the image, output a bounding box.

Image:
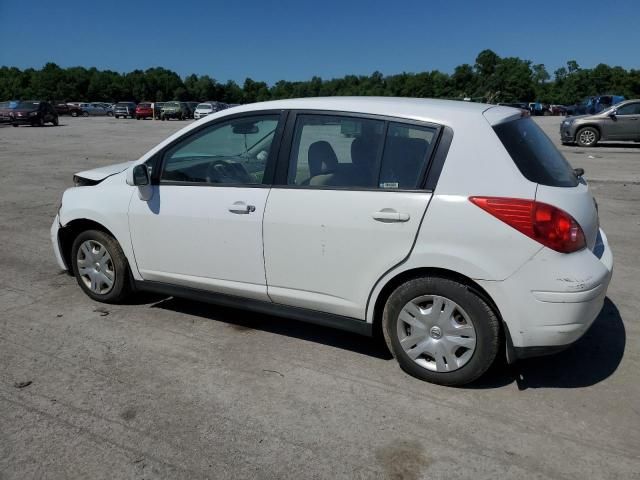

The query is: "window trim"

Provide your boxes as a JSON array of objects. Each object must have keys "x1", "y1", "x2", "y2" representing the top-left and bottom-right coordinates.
[
  {"x1": 273, "y1": 109, "x2": 446, "y2": 193},
  {"x1": 153, "y1": 109, "x2": 288, "y2": 188}
]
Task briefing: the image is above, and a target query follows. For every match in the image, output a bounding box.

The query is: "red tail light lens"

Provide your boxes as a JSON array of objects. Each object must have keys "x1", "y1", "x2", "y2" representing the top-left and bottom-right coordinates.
[{"x1": 469, "y1": 196, "x2": 586, "y2": 253}]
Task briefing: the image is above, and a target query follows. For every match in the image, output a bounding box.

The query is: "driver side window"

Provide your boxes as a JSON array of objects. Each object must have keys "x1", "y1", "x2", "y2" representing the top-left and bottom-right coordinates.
[
  {"x1": 616, "y1": 103, "x2": 640, "y2": 116},
  {"x1": 161, "y1": 115, "x2": 279, "y2": 185}
]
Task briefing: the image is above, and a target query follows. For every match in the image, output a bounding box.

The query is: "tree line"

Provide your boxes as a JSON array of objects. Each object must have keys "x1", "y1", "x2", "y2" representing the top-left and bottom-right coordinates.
[{"x1": 1, "y1": 50, "x2": 639, "y2": 106}]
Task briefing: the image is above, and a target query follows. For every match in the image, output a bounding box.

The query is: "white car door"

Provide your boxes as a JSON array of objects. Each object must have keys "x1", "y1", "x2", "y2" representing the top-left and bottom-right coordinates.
[
  {"x1": 128, "y1": 112, "x2": 284, "y2": 301},
  {"x1": 263, "y1": 113, "x2": 441, "y2": 319}
]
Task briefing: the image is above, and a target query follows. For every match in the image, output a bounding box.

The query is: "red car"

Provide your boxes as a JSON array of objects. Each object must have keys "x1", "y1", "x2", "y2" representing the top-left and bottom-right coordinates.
[{"x1": 135, "y1": 102, "x2": 154, "y2": 120}]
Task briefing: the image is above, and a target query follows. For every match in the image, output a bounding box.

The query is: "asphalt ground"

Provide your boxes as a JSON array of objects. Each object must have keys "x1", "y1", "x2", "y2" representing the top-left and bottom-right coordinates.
[{"x1": 0, "y1": 114, "x2": 638, "y2": 479}]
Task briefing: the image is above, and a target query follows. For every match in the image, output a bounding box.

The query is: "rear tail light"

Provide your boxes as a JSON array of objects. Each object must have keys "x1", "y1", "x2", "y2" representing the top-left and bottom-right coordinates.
[{"x1": 469, "y1": 196, "x2": 586, "y2": 253}]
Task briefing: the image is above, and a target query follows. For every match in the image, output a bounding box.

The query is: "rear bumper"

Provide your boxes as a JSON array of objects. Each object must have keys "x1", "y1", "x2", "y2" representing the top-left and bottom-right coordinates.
[{"x1": 478, "y1": 228, "x2": 613, "y2": 358}]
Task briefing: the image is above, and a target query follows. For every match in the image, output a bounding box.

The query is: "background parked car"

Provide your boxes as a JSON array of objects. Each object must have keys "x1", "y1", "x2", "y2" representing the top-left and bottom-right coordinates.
[
  {"x1": 565, "y1": 95, "x2": 626, "y2": 116},
  {"x1": 10, "y1": 100, "x2": 58, "y2": 127},
  {"x1": 0, "y1": 100, "x2": 18, "y2": 123},
  {"x1": 80, "y1": 103, "x2": 114, "y2": 116},
  {"x1": 161, "y1": 101, "x2": 190, "y2": 120},
  {"x1": 193, "y1": 101, "x2": 228, "y2": 119},
  {"x1": 114, "y1": 102, "x2": 137, "y2": 119},
  {"x1": 185, "y1": 101, "x2": 199, "y2": 119},
  {"x1": 560, "y1": 99, "x2": 640, "y2": 146},
  {"x1": 153, "y1": 102, "x2": 165, "y2": 119},
  {"x1": 135, "y1": 102, "x2": 154, "y2": 120},
  {"x1": 549, "y1": 104, "x2": 567, "y2": 116}
]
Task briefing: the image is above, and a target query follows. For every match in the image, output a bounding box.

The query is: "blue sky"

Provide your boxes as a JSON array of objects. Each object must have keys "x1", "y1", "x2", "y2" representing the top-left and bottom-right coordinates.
[{"x1": 1, "y1": 0, "x2": 639, "y2": 84}]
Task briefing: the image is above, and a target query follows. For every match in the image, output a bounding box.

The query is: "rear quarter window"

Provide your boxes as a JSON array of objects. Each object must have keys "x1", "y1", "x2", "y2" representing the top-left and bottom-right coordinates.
[{"x1": 493, "y1": 117, "x2": 578, "y2": 187}]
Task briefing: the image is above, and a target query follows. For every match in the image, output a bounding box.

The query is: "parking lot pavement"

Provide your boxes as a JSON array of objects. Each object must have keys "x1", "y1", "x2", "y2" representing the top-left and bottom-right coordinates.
[{"x1": 1, "y1": 116, "x2": 639, "y2": 479}]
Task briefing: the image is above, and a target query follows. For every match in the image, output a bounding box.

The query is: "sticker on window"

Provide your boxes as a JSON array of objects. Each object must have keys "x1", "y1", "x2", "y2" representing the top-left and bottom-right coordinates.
[{"x1": 380, "y1": 182, "x2": 399, "y2": 189}]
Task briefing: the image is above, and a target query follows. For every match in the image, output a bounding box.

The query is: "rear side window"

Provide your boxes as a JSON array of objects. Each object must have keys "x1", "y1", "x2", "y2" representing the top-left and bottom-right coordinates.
[
  {"x1": 287, "y1": 115, "x2": 437, "y2": 189},
  {"x1": 379, "y1": 123, "x2": 435, "y2": 189},
  {"x1": 493, "y1": 117, "x2": 578, "y2": 187}
]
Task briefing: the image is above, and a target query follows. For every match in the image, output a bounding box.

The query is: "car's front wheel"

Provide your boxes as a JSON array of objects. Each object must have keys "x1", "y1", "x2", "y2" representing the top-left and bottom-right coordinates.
[
  {"x1": 382, "y1": 276, "x2": 500, "y2": 386},
  {"x1": 71, "y1": 230, "x2": 131, "y2": 303},
  {"x1": 576, "y1": 126, "x2": 599, "y2": 147}
]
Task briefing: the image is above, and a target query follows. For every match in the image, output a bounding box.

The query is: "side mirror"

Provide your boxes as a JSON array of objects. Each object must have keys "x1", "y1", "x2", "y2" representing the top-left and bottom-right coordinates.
[
  {"x1": 608, "y1": 111, "x2": 617, "y2": 119},
  {"x1": 126, "y1": 164, "x2": 150, "y2": 186}
]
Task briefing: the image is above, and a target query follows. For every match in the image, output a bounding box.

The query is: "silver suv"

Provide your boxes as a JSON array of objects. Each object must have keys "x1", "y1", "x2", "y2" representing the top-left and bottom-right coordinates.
[{"x1": 560, "y1": 99, "x2": 640, "y2": 146}]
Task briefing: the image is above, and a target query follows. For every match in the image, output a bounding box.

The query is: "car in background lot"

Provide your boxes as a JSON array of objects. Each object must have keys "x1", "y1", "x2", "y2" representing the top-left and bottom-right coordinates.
[
  {"x1": 560, "y1": 99, "x2": 640, "y2": 146},
  {"x1": 80, "y1": 103, "x2": 114, "y2": 116},
  {"x1": 194, "y1": 101, "x2": 228, "y2": 119},
  {"x1": 549, "y1": 104, "x2": 567, "y2": 116},
  {"x1": 51, "y1": 97, "x2": 613, "y2": 386},
  {"x1": 160, "y1": 101, "x2": 190, "y2": 120},
  {"x1": 114, "y1": 102, "x2": 137, "y2": 119},
  {"x1": 0, "y1": 100, "x2": 18, "y2": 122},
  {"x1": 10, "y1": 100, "x2": 58, "y2": 127},
  {"x1": 153, "y1": 102, "x2": 165, "y2": 119},
  {"x1": 185, "y1": 101, "x2": 199, "y2": 119},
  {"x1": 135, "y1": 102, "x2": 154, "y2": 120},
  {"x1": 565, "y1": 95, "x2": 625, "y2": 116}
]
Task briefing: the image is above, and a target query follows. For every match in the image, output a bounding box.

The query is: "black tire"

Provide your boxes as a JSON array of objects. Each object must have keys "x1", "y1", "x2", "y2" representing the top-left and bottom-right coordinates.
[
  {"x1": 107, "y1": 111, "x2": 113, "y2": 117},
  {"x1": 71, "y1": 111, "x2": 78, "y2": 117},
  {"x1": 575, "y1": 126, "x2": 599, "y2": 147},
  {"x1": 136, "y1": 116, "x2": 140, "y2": 120},
  {"x1": 37, "y1": 117, "x2": 45, "y2": 127},
  {"x1": 12, "y1": 123, "x2": 18, "y2": 127},
  {"x1": 71, "y1": 229, "x2": 132, "y2": 304},
  {"x1": 52, "y1": 116, "x2": 59, "y2": 126},
  {"x1": 382, "y1": 276, "x2": 500, "y2": 386},
  {"x1": 82, "y1": 111, "x2": 89, "y2": 117}
]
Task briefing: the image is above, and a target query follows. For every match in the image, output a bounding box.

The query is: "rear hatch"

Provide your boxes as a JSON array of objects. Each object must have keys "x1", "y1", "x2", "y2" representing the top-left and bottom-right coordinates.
[{"x1": 492, "y1": 115, "x2": 599, "y2": 251}]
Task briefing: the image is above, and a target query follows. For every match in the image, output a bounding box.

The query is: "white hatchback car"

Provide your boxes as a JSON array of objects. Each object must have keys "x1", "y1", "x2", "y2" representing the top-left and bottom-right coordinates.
[{"x1": 51, "y1": 97, "x2": 613, "y2": 385}]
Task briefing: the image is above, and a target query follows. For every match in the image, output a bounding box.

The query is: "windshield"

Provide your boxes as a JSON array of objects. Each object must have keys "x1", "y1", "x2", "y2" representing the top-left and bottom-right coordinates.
[
  {"x1": 16, "y1": 101, "x2": 40, "y2": 109},
  {"x1": 494, "y1": 117, "x2": 578, "y2": 187},
  {"x1": 197, "y1": 104, "x2": 212, "y2": 110}
]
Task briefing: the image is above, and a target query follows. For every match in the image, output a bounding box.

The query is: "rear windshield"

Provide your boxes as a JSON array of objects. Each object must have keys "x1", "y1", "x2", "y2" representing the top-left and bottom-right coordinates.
[{"x1": 493, "y1": 117, "x2": 578, "y2": 187}]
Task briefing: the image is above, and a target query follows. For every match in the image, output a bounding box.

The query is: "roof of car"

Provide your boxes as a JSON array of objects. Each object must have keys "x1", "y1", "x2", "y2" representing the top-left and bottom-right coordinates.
[{"x1": 224, "y1": 96, "x2": 510, "y2": 127}]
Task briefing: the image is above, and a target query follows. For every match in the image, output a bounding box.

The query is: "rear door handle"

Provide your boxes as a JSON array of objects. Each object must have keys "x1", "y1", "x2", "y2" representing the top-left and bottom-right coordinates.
[
  {"x1": 372, "y1": 209, "x2": 410, "y2": 223},
  {"x1": 228, "y1": 201, "x2": 256, "y2": 214}
]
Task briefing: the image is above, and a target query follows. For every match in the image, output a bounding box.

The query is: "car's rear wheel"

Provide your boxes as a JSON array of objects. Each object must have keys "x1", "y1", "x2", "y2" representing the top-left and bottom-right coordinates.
[
  {"x1": 71, "y1": 229, "x2": 131, "y2": 303},
  {"x1": 52, "y1": 116, "x2": 59, "y2": 126},
  {"x1": 382, "y1": 276, "x2": 500, "y2": 386},
  {"x1": 576, "y1": 127, "x2": 599, "y2": 147},
  {"x1": 82, "y1": 111, "x2": 89, "y2": 117},
  {"x1": 107, "y1": 111, "x2": 113, "y2": 117},
  {"x1": 71, "y1": 111, "x2": 78, "y2": 117}
]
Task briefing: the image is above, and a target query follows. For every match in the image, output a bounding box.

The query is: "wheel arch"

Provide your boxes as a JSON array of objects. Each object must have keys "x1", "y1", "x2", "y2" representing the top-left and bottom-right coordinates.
[
  {"x1": 370, "y1": 266, "x2": 511, "y2": 359},
  {"x1": 575, "y1": 123, "x2": 601, "y2": 138},
  {"x1": 58, "y1": 218, "x2": 119, "y2": 271}
]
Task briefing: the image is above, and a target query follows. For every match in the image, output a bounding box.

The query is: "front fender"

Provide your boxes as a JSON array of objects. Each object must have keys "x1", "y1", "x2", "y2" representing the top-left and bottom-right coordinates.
[{"x1": 58, "y1": 175, "x2": 142, "y2": 280}]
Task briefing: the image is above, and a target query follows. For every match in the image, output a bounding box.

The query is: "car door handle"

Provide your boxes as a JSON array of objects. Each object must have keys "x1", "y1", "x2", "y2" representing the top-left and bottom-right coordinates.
[
  {"x1": 372, "y1": 210, "x2": 410, "y2": 223},
  {"x1": 228, "y1": 202, "x2": 256, "y2": 214}
]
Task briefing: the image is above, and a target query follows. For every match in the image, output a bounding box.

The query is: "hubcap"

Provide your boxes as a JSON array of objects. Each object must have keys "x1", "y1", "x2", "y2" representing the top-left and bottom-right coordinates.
[
  {"x1": 396, "y1": 295, "x2": 476, "y2": 372},
  {"x1": 579, "y1": 130, "x2": 596, "y2": 145},
  {"x1": 76, "y1": 240, "x2": 115, "y2": 294}
]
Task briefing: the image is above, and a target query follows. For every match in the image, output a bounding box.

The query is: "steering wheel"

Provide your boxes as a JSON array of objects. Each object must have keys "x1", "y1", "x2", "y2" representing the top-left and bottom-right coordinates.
[{"x1": 205, "y1": 159, "x2": 252, "y2": 184}]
